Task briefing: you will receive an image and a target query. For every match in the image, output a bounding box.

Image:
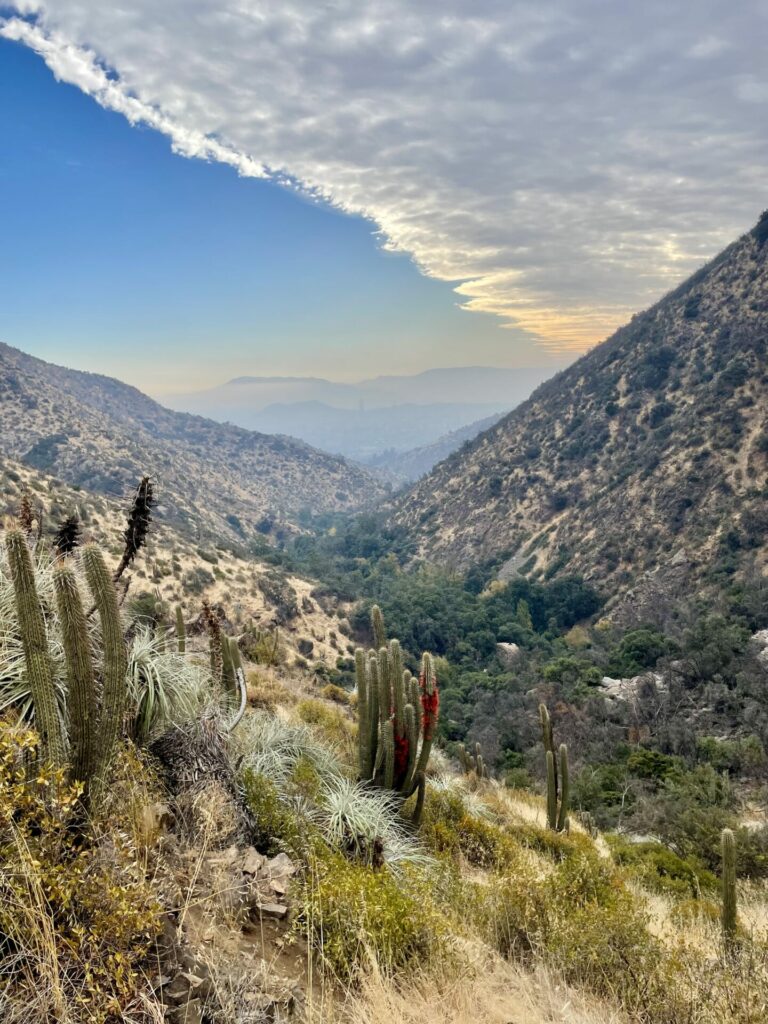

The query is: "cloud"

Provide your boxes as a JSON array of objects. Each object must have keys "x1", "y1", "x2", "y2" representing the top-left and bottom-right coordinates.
[{"x1": 3, "y1": 2, "x2": 766, "y2": 354}]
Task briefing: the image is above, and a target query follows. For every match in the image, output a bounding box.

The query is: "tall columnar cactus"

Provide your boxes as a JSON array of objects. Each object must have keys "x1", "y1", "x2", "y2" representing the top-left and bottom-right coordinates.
[
  {"x1": 53, "y1": 562, "x2": 97, "y2": 784},
  {"x1": 371, "y1": 604, "x2": 386, "y2": 651},
  {"x1": 458, "y1": 741, "x2": 488, "y2": 779},
  {"x1": 175, "y1": 606, "x2": 186, "y2": 655},
  {"x1": 355, "y1": 607, "x2": 439, "y2": 822},
  {"x1": 556, "y1": 743, "x2": 570, "y2": 831},
  {"x1": 6, "y1": 529, "x2": 67, "y2": 769},
  {"x1": 721, "y1": 828, "x2": 738, "y2": 948},
  {"x1": 83, "y1": 544, "x2": 128, "y2": 795},
  {"x1": 540, "y1": 703, "x2": 569, "y2": 832}
]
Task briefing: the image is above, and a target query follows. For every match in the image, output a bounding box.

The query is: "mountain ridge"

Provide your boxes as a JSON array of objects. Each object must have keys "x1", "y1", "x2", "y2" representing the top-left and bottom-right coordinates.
[
  {"x1": 393, "y1": 214, "x2": 768, "y2": 610},
  {"x1": 0, "y1": 341, "x2": 384, "y2": 545}
]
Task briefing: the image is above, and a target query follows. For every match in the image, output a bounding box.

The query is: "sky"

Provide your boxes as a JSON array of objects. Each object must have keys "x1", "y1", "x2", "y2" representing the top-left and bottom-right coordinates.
[{"x1": 0, "y1": 2, "x2": 766, "y2": 395}]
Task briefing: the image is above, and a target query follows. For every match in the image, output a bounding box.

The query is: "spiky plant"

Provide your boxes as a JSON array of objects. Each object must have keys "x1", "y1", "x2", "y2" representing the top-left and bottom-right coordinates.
[
  {"x1": 53, "y1": 560, "x2": 96, "y2": 783},
  {"x1": 82, "y1": 544, "x2": 128, "y2": 796},
  {"x1": 17, "y1": 494, "x2": 35, "y2": 536},
  {"x1": 202, "y1": 600, "x2": 224, "y2": 683},
  {"x1": 53, "y1": 513, "x2": 81, "y2": 556},
  {"x1": 540, "y1": 703, "x2": 569, "y2": 832},
  {"x1": 5, "y1": 528, "x2": 66, "y2": 769},
  {"x1": 721, "y1": 827, "x2": 738, "y2": 949},
  {"x1": 175, "y1": 605, "x2": 186, "y2": 654},
  {"x1": 114, "y1": 476, "x2": 154, "y2": 582},
  {"x1": 354, "y1": 607, "x2": 439, "y2": 826},
  {"x1": 127, "y1": 626, "x2": 209, "y2": 744}
]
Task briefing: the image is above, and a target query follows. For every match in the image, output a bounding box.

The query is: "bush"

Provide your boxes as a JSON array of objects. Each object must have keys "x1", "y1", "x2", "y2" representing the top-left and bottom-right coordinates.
[
  {"x1": 0, "y1": 726, "x2": 162, "y2": 1021},
  {"x1": 296, "y1": 844, "x2": 448, "y2": 981},
  {"x1": 607, "y1": 835, "x2": 717, "y2": 896}
]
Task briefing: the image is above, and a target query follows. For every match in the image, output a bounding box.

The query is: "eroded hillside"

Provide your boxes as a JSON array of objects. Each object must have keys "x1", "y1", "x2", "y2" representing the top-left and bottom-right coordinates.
[{"x1": 394, "y1": 215, "x2": 768, "y2": 607}]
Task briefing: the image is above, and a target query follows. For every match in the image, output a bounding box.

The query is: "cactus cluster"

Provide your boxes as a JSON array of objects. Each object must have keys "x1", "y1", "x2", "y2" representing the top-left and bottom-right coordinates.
[
  {"x1": 458, "y1": 741, "x2": 488, "y2": 779},
  {"x1": 201, "y1": 600, "x2": 247, "y2": 729},
  {"x1": 355, "y1": 606, "x2": 439, "y2": 826},
  {"x1": 540, "y1": 703, "x2": 569, "y2": 832},
  {"x1": 6, "y1": 527, "x2": 127, "y2": 801}
]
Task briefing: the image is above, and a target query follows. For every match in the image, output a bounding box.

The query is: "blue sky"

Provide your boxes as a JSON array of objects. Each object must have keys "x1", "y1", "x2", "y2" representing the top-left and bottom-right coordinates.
[
  {"x1": 0, "y1": 37, "x2": 548, "y2": 395},
  {"x1": 1, "y1": 3, "x2": 765, "y2": 396}
]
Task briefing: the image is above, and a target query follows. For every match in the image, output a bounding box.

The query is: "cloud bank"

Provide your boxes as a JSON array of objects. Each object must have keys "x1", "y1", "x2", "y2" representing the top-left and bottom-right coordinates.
[{"x1": 3, "y1": 2, "x2": 766, "y2": 353}]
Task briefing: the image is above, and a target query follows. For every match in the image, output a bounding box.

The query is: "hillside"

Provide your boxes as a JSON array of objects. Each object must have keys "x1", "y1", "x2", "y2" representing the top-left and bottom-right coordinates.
[
  {"x1": 0, "y1": 342, "x2": 384, "y2": 546},
  {"x1": 364, "y1": 411, "x2": 505, "y2": 484},
  {"x1": 394, "y1": 215, "x2": 768, "y2": 610},
  {"x1": 0, "y1": 459, "x2": 357, "y2": 667}
]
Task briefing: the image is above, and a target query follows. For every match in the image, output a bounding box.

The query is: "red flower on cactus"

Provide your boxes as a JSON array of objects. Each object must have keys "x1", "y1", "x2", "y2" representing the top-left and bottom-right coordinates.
[
  {"x1": 394, "y1": 730, "x2": 410, "y2": 779},
  {"x1": 419, "y1": 667, "x2": 440, "y2": 738}
]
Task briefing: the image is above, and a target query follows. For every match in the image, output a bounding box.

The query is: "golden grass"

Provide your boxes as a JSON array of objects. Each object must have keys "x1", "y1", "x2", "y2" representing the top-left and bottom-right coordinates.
[{"x1": 322, "y1": 955, "x2": 626, "y2": 1024}]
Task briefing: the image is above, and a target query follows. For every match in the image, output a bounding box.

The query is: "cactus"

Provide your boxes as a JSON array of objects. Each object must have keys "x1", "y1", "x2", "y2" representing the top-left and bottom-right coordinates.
[
  {"x1": 721, "y1": 828, "x2": 738, "y2": 948},
  {"x1": 53, "y1": 562, "x2": 97, "y2": 784},
  {"x1": 83, "y1": 544, "x2": 128, "y2": 797},
  {"x1": 546, "y1": 750, "x2": 558, "y2": 829},
  {"x1": 175, "y1": 606, "x2": 186, "y2": 654},
  {"x1": 6, "y1": 529, "x2": 67, "y2": 769},
  {"x1": 556, "y1": 743, "x2": 570, "y2": 832},
  {"x1": 371, "y1": 603, "x2": 386, "y2": 651},
  {"x1": 355, "y1": 607, "x2": 439, "y2": 825},
  {"x1": 540, "y1": 703, "x2": 569, "y2": 832},
  {"x1": 411, "y1": 771, "x2": 427, "y2": 828}
]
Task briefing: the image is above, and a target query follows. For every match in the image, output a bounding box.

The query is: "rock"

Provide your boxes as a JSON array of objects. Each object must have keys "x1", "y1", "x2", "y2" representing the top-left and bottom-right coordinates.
[
  {"x1": 270, "y1": 877, "x2": 287, "y2": 895},
  {"x1": 253, "y1": 902, "x2": 289, "y2": 920},
  {"x1": 266, "y1": 852, "x2": 297, "y2": 876},
  {"x1": 240, "y1": 846, "x2": 267, "y2": 875},
  {"x1": 179, "y1": 972, "x2": 214, "y2": 1000},
  {"x1": 206, "y1": 844, "x2": 239, "y2": 867},
  {"x1": 751, "y1": 631, "x2": 768, "y2": 670},
  {"x1": 168, "y1": 997, "x2": 204, "y2": 1024},
  {"x1": 496, "y1": 642, "x2": 521, "y2": 669},
  {"x1": 600, "y1": 672, "x2": 665, "y2": 704},
  {"x1": 162, "y1": 977, "x2": 193, "y2": 1005}
]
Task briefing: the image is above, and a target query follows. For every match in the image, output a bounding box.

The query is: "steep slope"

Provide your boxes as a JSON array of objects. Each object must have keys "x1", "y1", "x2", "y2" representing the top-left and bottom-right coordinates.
[
  {"x1": 0, "y1": 343, "x2": 384, "y2": 544},
  {"x1": 364, "y1": 411, "x2": 505, "y2": 484},
  {"x1": 0, "y1": 459, "x2": 356, "y2": 665},
  {"x1": 394, "y1": 215, "x2": 768, "y2": 598}
]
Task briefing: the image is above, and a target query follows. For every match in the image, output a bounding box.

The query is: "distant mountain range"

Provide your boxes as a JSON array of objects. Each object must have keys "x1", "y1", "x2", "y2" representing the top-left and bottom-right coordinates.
[
  {"x1": 394, "y1": 213, "x2": 768, "y2": 611},
  {"x1": 162, "y1": 366, "x2": 558, "y2": 461},
  {"x1": 363, "y1": 411, "x2": 505, "y2": 484},
  {"x1": 0, "y1": 342, "x2": 384, "y2": 545}
]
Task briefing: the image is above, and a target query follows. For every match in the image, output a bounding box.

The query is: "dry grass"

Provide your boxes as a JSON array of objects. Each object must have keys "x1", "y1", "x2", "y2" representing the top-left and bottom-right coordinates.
[{"x1": 322, "y1": 955, "x2": 626, "y2": 1024}]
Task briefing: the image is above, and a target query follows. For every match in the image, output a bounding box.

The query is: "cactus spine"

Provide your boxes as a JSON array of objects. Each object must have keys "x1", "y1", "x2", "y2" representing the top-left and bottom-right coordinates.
[
  {"x1": 540, "y1": 703, "x2": 569, "y2": 832},
  {"x1": 721, "y1": 828, "x2": 737, "y2": 948},
  {"x1": 355, "y1": 607, "x2": 439, "y2": 824},
  {"x1": 53, "y1": 562, "x2": 97, "y2": 784},
  {"x1": 6, "y1": 529, "x2": 66, "y2": 769},
  {"x1": 83, "y1": 544, "x2": 128, "y2": 796}
]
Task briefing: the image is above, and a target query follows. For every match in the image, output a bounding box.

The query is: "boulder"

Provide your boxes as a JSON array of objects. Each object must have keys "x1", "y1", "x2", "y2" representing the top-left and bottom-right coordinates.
[{"x1": 496, "y1": 642, "x2": 521, "y2": 669}]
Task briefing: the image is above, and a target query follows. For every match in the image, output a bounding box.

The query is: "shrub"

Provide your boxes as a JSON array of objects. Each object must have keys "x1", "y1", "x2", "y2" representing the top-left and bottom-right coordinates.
[
  {"x1": 296, "y1": 843, "x2": 448, "y2": 981},
  {"x1": 607, "y1": 835, "x2": 717, "y2": 896},
  {"x1": 241, "y1": 769, "x2": 303, "y2": 856},
  {"x1": 0, "y1": 725, "x2": 161, "y2": 1021}
]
